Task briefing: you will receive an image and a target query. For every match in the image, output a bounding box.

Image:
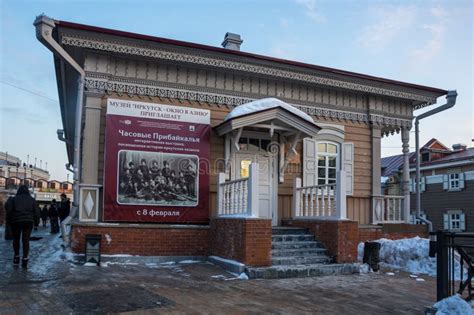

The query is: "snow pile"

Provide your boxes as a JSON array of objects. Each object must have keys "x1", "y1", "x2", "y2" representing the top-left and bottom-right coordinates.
[
  {"x1": 359, "y1": 263, "x2": 370, "y2": 274},
  {"x1": 433, "y1": 295, "x2": 473, "y2": 315},
  {"x1": 224, "y1": 98, "x2": 314, "y2": 123},
  {"x1": 358, "y1": 237, "x2": 466, "y2": 279},
  {"x1": 359, "y1": 237, "x2": 436, "y2": 275}
]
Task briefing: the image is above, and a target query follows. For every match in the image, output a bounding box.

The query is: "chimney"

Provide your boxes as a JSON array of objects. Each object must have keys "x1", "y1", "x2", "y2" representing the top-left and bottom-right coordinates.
[
  {"x1": 452, "y1": 143, "x2": 467, "y2": 151},
  {"x1": 221, "y1": 32, "x2": 243, "y2": 51}
]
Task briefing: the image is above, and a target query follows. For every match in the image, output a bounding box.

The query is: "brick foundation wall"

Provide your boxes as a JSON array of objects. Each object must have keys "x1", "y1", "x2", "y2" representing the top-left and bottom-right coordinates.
[
  {"x1": 210, "y1": 218, "x2": 272, "y2": 267},
  {"x1": 71, "y1": 223, "x2": 210, "y2": 256},
  {"x1": 358, "y1": 224, "x2": 428, "y2": 243},
  {"x1": 282, "y1": 220, "x2": 429, "y2": 263}
]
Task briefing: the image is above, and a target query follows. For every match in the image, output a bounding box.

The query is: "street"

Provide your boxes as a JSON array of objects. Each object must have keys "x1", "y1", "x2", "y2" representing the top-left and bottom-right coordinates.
[{"x1": 1, "y1": 225, "x2": 437, "y2": 314}]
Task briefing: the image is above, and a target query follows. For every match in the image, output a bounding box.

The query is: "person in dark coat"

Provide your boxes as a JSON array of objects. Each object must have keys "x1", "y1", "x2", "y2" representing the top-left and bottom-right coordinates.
[
  {"x1": 40, "y1": 205, "x2": 48, "y2": 227},
  {"x1": 58, "y1": 193, "x2": 70, "y2": 222},
  {"x1": 48, "y1": 199, "x2": 60, "y2": 234},
  {"x1": 5, "y1": 185, "x2": 40, "y2": 267}
]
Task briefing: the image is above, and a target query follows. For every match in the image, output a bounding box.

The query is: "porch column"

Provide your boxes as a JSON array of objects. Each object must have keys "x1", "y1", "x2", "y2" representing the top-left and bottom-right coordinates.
[
  {"x1": 371, "y1": 127, "x2": 382, "y2": 195},
  {"x1": 82, "y1": 92, "x2": 103, "y2": 185},
  {"x1": 401, "y1": 127, "x2": 411, "y2": 222},
  {"x1": 371, "y1": 127, "x2": 384, "y2": 223}
]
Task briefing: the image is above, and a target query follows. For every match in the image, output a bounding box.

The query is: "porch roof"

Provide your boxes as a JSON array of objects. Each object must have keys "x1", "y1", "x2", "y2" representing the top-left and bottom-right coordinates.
[{"x1": 215, "y1": 98, "x2": 321, "y2": 138}]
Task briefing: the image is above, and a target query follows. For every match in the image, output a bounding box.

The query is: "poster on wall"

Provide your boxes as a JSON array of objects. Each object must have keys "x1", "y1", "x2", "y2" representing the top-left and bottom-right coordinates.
[{"x1": 103, "y1": 98, "x2": 211, "y2": 223}]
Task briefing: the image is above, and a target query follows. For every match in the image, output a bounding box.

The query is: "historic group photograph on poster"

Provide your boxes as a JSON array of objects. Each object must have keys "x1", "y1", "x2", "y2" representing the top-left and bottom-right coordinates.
[
  {"x1": 117, "y1": 150, "x2": 198, "y2": 207},
  {"x1": 103, "y1": 98, "x2": 210, "y2": 222}
]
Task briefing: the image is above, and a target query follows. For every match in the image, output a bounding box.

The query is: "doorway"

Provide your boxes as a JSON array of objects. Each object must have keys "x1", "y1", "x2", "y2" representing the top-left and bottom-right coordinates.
[{"x1": 234, "y1": 146, "x2": 278, "y2": 226}]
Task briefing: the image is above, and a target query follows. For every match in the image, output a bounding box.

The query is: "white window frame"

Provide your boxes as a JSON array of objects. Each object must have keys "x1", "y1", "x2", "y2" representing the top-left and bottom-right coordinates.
[
  {"x1": 448, "y1": 173, "x2": 460, "y2": 190},
  {"x1": 445, "y1": 210, "x2": 465, "y2": 231},
  {"x1": 316, "y1": 141, "x2": 339, "y2": 186}
]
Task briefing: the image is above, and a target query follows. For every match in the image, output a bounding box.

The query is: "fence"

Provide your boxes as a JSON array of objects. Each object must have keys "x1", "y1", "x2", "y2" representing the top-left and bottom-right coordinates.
[
  {"x1": 216, "y1": 163, "x2": 259, "y2": 217},
  {"x1": 372, "y1": 195, "x2": 406, "y2": 223},
  {"x1": 431, "y1": 230, "x2": 474, "y2": 301},
  {"x1": 291, "y1": 170, "x2": 346, "y2": 220}
]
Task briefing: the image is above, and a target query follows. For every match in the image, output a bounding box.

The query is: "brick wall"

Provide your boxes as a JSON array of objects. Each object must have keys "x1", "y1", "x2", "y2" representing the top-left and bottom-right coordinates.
[
  {"x1": 210, "y1": 218, "x2": 272, "y2": 267},
  {"x1": 358, "y1": 224, "x2": 428, "y2": 243},
  {"x1": 283, "y1": 220, "x2": 428, "y2": 263},
  {"x1": 71, "y1": 223, "x2": 210, "y2": 256}
]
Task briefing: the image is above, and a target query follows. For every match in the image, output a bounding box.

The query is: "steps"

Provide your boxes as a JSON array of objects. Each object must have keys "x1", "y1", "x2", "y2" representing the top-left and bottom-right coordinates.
[{"x1": 246, "y1": 227, "x2": 359, "y2": 279}]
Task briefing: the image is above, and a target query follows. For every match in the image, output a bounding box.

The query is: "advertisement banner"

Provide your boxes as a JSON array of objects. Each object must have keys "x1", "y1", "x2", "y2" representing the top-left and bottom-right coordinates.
[{"x1": 103, "y1": 98, "x2": 211, "y2": 223}]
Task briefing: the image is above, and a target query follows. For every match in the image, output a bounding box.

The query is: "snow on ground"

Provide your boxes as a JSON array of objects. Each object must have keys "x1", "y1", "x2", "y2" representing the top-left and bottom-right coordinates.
[
  {"x1": 433, "y1": 294, "x2": 473, "y2": 315},
  {"x1": 358, "y1": 237, "x2": 466, "y2": 279},
  {"x1": 178, "y1": 260, "x2": 202, "y2": 264},
  {"x1": 224, "y1": 272, "x2": 249, "y2": 280}
]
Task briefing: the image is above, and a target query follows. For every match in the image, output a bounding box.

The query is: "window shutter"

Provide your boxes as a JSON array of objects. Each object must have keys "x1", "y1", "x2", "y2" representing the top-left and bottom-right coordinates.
[
  {"x1": 303, "y1": 138, "x2": 317, "y2": 186},
  {"x1": 443, "y1": 214, "x2": 449, "y2": 230},
  {"x1": 342, "y1": 142, "x2": 354, "y2": 196},
  {"x1": 443, "y1": 175, "x2": 449, "y2": 190},
  {"x1": 459, "y1": 173, "x2": 465, "y2": 189},
  {"x1": 420, "y1": 176, "x2": 426, "y2": 192},
  {"x1": 460, "y1": 213, "x2": 466, "y2": 231}
]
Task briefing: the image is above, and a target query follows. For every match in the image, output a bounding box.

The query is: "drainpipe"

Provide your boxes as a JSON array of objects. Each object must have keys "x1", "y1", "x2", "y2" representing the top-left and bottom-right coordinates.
[
  {"x1": 34, "y1": 15, "x2": 85, "y2": 244},
  {"x1": 414, "y1": 90, "x2": 457, "y2": 232}
]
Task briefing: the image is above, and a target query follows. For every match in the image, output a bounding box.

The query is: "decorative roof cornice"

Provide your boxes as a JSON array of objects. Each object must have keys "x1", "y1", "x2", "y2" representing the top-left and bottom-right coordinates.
[
  {"x1": 61, "y1": 34, "x2": 437, "y2": 105},
  {"x1": 84, "y1": 75, "x2": 413, "y2": 130}
]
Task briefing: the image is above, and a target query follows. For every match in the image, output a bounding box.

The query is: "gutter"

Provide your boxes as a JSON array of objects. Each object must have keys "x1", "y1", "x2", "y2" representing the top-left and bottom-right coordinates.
[
  {"x1": 34, "y1": 14, "x2": 85, "y2": 245},
  {"x1": 414, "y1": 90, "x2": 458, "y2": 232}
]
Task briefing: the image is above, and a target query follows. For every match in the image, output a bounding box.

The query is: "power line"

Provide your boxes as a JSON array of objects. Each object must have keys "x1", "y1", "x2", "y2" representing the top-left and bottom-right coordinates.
[{"x1": 1, "y1": 81, "x2": 59, "y2": 103}]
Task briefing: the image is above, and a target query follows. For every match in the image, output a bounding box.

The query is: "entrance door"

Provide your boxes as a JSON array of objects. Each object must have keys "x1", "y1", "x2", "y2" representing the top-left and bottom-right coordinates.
[{"x1": 235, "y1": 152, "x2": 277, "y2": 225}]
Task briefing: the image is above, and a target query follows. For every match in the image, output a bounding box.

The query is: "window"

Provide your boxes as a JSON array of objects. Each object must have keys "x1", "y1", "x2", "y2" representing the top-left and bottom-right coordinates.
[
  {"x1": 443, "y1": 173, "x2": 465, "y2": 191},
  {"x1": 317, "y1": 142, "x2": 338, "y2": 185},
  {"x1": 240, "y1": 160, "x2": 251, "y2": 178},
  {"x1": 238, "y1": 137, "x2": 271, "y2": 152},
  {"x1": 449, "y1": 173, "x2": 460, "y2": 190},
  {"x1": 421, "y1": 152, "x2": 430, "y2": 162},
  {"x1": 444, "y1": 210, "x2": 466, "y2": 231}
]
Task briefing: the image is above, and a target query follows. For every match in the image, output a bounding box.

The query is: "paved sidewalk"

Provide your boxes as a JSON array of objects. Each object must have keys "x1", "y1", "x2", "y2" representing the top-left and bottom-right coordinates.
[{"x1": 0, "y1": 225, "x2": 437, "y2": 314}]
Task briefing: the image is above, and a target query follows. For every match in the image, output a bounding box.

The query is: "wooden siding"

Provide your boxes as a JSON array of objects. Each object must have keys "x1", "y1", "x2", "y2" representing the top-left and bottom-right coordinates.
[
  {"x1": 95, "y1": 94, "x2": 375, "y2": 224},
  {"x1": 409, "y1": 181, "x2": 474, "y2": 232},
  {"x1": 347, "y1": 196, "x2": 371, "y2": 224}
]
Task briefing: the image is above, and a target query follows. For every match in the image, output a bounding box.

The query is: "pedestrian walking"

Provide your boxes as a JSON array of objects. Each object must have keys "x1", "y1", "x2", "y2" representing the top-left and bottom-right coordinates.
[
  {"x1": 5, "y1": 185, "x2": 40, "y2": 268},
  {"x1": 58, "y1": 193, "x2": 70, "y2": 222},
  {"x1": 48, "y1": 199, "x2": 60, "y2": 234},
  {"x1": 41, "y1": 205, "x2": 49, "y2": 227}
]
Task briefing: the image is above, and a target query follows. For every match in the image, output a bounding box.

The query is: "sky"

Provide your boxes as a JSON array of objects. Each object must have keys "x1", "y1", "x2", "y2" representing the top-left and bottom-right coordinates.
[{"x1": 0, "y1": 0, "x2": 473, "y2": 181}]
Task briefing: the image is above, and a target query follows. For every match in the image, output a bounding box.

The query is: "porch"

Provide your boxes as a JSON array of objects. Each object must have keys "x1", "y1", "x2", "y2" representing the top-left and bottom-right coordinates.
[
  {"x1": 210, "y1": 98, "x2": 423, "y2": 269},
  {"x1": 214, "y1": 97, "x2": 413, "y2": 226}
]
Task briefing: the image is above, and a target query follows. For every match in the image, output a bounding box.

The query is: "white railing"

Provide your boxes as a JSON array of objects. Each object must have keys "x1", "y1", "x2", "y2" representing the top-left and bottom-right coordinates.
[
  {"x1": 373, "y1": 195, "x2": 406, "y2": 223},
  {"x1": 292, "y1": 170, "x2": 347, "y2": 220},
  {"x1": 217, "y1": 163, "x2": 259, "y2": 217}
]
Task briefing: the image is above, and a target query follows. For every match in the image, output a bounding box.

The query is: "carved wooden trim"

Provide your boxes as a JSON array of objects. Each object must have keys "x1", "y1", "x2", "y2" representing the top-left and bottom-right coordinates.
[
  {"x1": 84, "y1": 76, "x2": 412, "y2": 129},
  {"x1": 61, "y1": 34, "x2": 437, "y2": 105}
]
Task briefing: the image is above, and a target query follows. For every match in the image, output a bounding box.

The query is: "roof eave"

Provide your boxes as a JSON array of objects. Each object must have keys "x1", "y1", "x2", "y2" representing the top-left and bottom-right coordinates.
[{"x1": 54, "y1": 19, "x2": 448, "y2": 98}]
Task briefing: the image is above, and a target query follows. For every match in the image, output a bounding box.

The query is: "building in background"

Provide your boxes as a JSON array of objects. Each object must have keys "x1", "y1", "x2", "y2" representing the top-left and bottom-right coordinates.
[
  {"x1": 381, "y1": 139, "x2": 474, "y2": 231},
  {"x1": 0, "y1": 151, "x2": 73, "y2": 225},
  {"x1": 0, "y1": 151, "x2": 50, "y2": 181}
]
